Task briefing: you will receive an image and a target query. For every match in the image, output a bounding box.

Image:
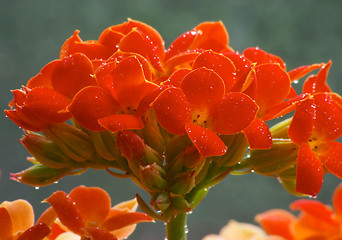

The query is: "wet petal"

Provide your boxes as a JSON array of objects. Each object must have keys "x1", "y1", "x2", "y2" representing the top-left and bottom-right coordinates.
[
  {"x1": 211, "y1": 92, "x2": 258, "y2": 135},
  {"x1": 17, "y1": 223, "x2": 51, "y2": 240},
  {"x1": 288, "y1": 63, "x2": 324, "y2": 82},
  {"x1": 27, "y1": 60, "x2": 59, "y2": 89},
  {"x1": 165, "y1": 29, "x2": 199, "y2": 60},
  {"x1": 295, "y1": 143, "x2": 323, "y2": 196},
  {"x1": 99, "y1": 114, "x2": 144, "y2": 132},
  {"x1": 60, "y1": 30, "x2": 111, "y2": 60},
  {"x1": 317, "y1": 141, "x2": 342, "y2": 179},
  {"x1": 45, "y1": 191, "x2": 85, "y2": 234},
  {"x1": 109, "y1": 56, "x2": 158, "y2": 109},
  {"x1": 243, "y1": 118, "x2": 272, "y2": 149},
  {"x1": 152, "y1": 87, "x2": 191, "y2": 135},
  {"x1": 253, "y1": 63, "x2": 291, "y2": 113},
  {"x1": 68, "y1": 86, "x2": 119, "y2": 131},
  {"x1": 52, "y1": 53, "x2": 95, "y2": 99},
  {"x1": 180, "y1": 67, "x2": 225, "y2": 111},
  {"x1": 192, "y1": 51, "x2": 236, "y2": 92},
  {"x1": 288, "y1": 97, "x2": 315, "y2": 145},
  {"x1": 185, "y1": 123, "x2": 227, "y2": 157},
  {"x1": 191, "y1": 21, "x2": 229, "y2": 52},
  {"x1": 161, "y1": 69, "x2": 191, "y2": 87},
  {"x1": 303, "y1": 61, "x2": 332, "y2": 94},
  {"x1": 24, "y1": 88, "x2": 71, "y2": 123},
  {"x1": 5, "y1": 108, "x2": 48, "y2": 131},
  {"x1": 312, "y1": 93, "x2": 342, "y2": 141},
  {"x1": 68, "y1": 186, "x2": 111, "y2": 226},
  {"x1": 243, "y1": 47, "x2": 286, "y2": 70}
]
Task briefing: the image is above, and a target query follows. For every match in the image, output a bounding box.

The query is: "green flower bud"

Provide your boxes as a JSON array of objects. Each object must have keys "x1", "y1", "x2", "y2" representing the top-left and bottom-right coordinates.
[
  {"x1": 10, "y1": 164, "x2": 70, "y2": 187},
  {"x1": 151, "y1": 192, "x2": 171, "y2": 211},
  {"x1": 20, "y1": 132, "x2": 70, "y2": 169},
  {"x1": 246, "y1": 139, "x2": 299, "y2": 175},
  {"x1": 140, "y1": 163, "x2": 167, "y2": 192},
  {"x1": 169, "y1": 171, "x2": 196, "y2": 195},
  {"x1": 43, "y1": 123, "x2": 95, "y2": 162},
  {"x1": 171, "y1": 196, "x2": 191, "y2": 214}
]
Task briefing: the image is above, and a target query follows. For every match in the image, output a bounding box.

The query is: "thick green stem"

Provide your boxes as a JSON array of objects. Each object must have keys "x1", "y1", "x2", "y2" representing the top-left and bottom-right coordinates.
[{"x1": 166, "y1": 212, "x2": 188, "y2": 240}]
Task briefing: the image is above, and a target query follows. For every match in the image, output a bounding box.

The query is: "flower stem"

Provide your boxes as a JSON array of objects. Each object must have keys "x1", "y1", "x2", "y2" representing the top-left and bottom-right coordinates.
[{"x1": 166, "y1": 212, "x2": 188, "y2": 240}]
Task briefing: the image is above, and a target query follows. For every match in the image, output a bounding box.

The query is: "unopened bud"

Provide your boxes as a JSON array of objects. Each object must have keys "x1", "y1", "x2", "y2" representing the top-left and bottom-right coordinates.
[
  {"x1": 21, "y1": 132, "x2": 70, "y2": 169},
  {"x1": 151, "y1": 192, "x2": 170, "y2": 211},
  {"x1": 140, "y1": 163, "x2": 167, "y2": 192},
  {"x1": 169, "y1": 171, "x2": 196, "y2": 195},
  {"x1": 10, "y1": 164, "x2": 69, "y2": 187},
  {"x1": 116, "y1": 130, "x2": 145, "y2": 160},
  {"x1": 43, "y1": 123, "x2": 95, "y2": 162},
  {"x1": 171, "y1": 196, "x2": 191, "y2": 214}
]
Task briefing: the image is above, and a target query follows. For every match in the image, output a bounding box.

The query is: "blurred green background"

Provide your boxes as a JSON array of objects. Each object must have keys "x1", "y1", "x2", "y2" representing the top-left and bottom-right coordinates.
[{"x1": 1, "y1": 0, "x2": 342, "y2": 239}]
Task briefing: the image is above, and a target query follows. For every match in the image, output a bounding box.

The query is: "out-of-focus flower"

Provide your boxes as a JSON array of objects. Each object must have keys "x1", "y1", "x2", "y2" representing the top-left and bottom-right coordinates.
[
  {"x1": 202, "y1": 220, "x2": 284, "y2": 240},
  {"x1": 256, "y1": 183, "x2": 342, "y2": 240},
  {"x1": 0, "y1": 199, "x2": 50, "y2": 240},
  {"x1": 38, "y1": 185, "x2": 153, "y2": 240}
]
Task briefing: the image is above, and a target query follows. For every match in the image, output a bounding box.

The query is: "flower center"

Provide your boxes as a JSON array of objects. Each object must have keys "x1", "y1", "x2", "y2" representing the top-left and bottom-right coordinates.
[{"x1": 191, "y1": 111, "x2": 209, "y2": 128}]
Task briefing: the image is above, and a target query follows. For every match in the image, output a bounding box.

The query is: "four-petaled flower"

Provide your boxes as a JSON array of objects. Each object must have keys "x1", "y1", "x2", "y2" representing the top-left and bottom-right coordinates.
[{"x1": 38, "y1": 185, "x2": 153, "y2": 240}]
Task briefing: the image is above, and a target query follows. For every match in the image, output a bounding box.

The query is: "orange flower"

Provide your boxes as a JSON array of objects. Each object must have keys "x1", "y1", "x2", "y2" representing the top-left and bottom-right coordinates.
[
  {"x1": 256, "y1": 183, "x2": 342, "y2": 239},
  {"x1": 0, "y1": 199, "x2": 50, "y2": 240},
  {"x1": 38, "y1": 186, "x2": 153, "y2": 240}
]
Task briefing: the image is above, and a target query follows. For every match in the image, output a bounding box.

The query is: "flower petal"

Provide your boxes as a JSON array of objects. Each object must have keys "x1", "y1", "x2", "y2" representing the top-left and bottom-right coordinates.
[
  {"x1": 255, "y1": 209, "x2": 296, "y2": 240},
  {"x1": 0, "y1": 207, "x2": 13, "y2": 240},
  {"x1": 288, "y1": 63, "x2": 324, "y2": 82},
  {"x1": 303, "y1": 61, "x2": 332, "y2": 94},
  {"x1": 45, "y1": 191, "x2": 85, "y2": 234},
  {"x1": 84, "y1": 227, "x2": 118, "y2": 240},
  {"x1": 161, "y1": 69, "x2": 191, "y2": 87},
  {"x1": 24, "y1": 88, "x2": 72, "y2": 123},
  {"x1": 185, "y1": 123, "x2": 227, "y2": 157},
  {"x1": 192, "y1": 51, "x2": 236, "y2": 92},
  {"x1": 312, "y1": 93, "x2": 342, "y2": 141},
  {"x1": 243, "y1": 118, "x2": 272, "y2": 149},
  {"x1": 191, "y1": 21, "x2": 229, "y2": 52},
  {"x1": 317, "y1": 141, "x2": 342, "y2": 179},
  {"x1": 290, "y1": 199, "x2": 335, "y2": 224},
  {"x1": 211, "y1": 92, "x2": 258, "y2": 135},
  {"x1": 295, "y1": 143, "x2": 323, "y2": 196},
  {"x1": 253, "y1": 63, "x2": 291, "y2": 113},
  {"x1": 69, "y1": 186, "x2": 111, "y2": 226},
  {"x1": 68, "y1": 86, "x2": 119, "y2": 131},
  {"x1": 60, "y1": 30, "x2": 111, "y2": 60},
  {"x1": 152, "y1": 87, "x2": 191, "y2": 135},
  {"x1": 180, "y1": 67, "x2": 225, "y2": 111},
  {"x1": 108, "y1": 56, "x2": 158, "y2": 110},
  {"x1": 5, "y1": 108, "x2": 48, "y2": 131},
  {"x1": 17, "y1": 223, "x2": 51, "y2": 240},
  {"x1": 52, "y1": 53, "x2": 95, "y2": 99},
  {"x1": 288, "y1": 97, "x2": 315, "y2": 145},
  {"x1": 98, "y1": 114, "x2": 144, "y2": 132},
  {"x1": 101, "y1": 212, "x2": 153, "y2": 232},
  {"x1": 0, "y1": 199, "x2": 34, "y2": 234},
  {"x1": 243, "y1": 47, "x2": 286, "y2": 70},
  {"x1": 332, "y1": 183, "x2": 342, "y2": 218},
  {"x1": 27, "y1": 60, "x2": 59, "y2": 89}
]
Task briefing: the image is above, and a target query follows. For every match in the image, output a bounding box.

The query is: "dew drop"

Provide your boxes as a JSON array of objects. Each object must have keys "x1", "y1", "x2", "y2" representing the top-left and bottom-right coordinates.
[{"x1": 35, "y1": 187, "x2": 40, "y2": 190}]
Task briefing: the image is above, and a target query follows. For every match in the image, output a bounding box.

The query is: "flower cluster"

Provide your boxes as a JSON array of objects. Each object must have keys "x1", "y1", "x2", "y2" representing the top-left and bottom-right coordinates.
[
  {"x1": 0, "y1": 185, "x2": 153, "y2": 240},
  {"x1": 5, "y1": 19, "x2": 342, "y2": 239}
]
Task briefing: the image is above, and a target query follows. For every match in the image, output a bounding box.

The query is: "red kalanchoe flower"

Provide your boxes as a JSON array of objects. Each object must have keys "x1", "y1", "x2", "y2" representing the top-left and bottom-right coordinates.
[
  {"x1": 152, "y1": 54, "x2": 258, "y2": 156},
  {"x1": 68, "y1": 55, "x2": 158, "y2": 131},
  {"x1": 38, "y1": 186, "x2": 153, "y2": 240},
  {"x1": 288, "y1": 92, "x2": 342, "y2": 196},
  {"x1": 5, "y1": 53, "x2": 96, "y2": 131}
]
